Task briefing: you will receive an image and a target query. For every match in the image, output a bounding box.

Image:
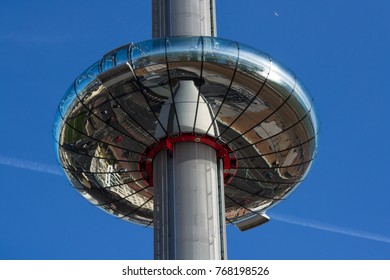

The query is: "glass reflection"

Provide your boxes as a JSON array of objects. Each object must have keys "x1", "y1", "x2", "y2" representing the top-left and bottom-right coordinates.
[
  {"x1": 131, "y1": 38, "x2": 166, "y2": 69},
  {"x1": 238, "y1": 43, "x2": 271, "y2": 82},
  {"x1": 75, "y1": 61, "x2": 100, "y2": 93},
  {"x1": 266, "y1": 60, "x2": 296, "y2": 99},
  {"x1": 294, "y1": 79, "x2": 319, "y2": 136},
  {"x1": 115, "y1": 45, "x2": 130, "y2": 65},
  {"x1": 166, "y1": 36, "x2": 203, "y2": 62},
  {"x1": 100, "y1": 53, "x2": 115, "y2": 72},
  {"x1": 58, "y1": 84, "x2": 77, "y2": 117},
  {"x1": 203, "y1": 37, "x2": 238, "y2": 66}
]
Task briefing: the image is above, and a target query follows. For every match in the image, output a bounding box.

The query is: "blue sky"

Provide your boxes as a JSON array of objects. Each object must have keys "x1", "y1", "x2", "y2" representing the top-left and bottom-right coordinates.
[{"x1": 1, "y1": 0, "x2": 389, "y2": 260}]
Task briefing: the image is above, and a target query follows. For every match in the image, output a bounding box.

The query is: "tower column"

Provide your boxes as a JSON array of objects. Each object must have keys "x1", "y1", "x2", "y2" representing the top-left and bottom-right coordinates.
[
  {"x1": 152, "y1": 0, "x2": 217, "y2": 38},
  {"x1": 151, "y1": 0, "x2": 224, "y2": 260},
  {"x1": 151, "y1": 80, "x2": 227, "y2": 260},
  {"x1": 153, "y1": 143, "x2": 226, "y2": 259}
]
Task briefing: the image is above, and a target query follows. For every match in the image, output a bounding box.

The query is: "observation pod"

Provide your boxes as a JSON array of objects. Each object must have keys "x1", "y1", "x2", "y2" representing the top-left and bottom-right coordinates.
[{"x1": 54, "y1": 36, "x2": 318, "y2": 259}]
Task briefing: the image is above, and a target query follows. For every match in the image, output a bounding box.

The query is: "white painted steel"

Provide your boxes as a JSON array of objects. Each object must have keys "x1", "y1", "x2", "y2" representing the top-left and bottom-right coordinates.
[
  {"x1": 153, "y1": 143, "x2": 225, "y2": 259},
  {"x1": 152, "y1": 0, "x2": 217, "y2": 38}
]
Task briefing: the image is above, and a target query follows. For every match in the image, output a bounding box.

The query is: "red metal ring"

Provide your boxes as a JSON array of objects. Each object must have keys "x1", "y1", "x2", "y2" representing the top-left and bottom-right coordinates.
[{"x1": 138, "y1": 133, "x2": 237, "y2": 187}]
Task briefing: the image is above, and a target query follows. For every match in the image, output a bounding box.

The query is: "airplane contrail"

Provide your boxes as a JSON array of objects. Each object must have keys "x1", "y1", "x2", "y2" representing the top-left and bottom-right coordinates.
[
  {"x1": 271, "y1": 212, "x2": 390, "y2": 244},
  {"x1": 2, "y1": 154, "x2": 389, "y2": 245},
  {"x1": 0, "y1": 154, "x2": 63, "y2": 176}
]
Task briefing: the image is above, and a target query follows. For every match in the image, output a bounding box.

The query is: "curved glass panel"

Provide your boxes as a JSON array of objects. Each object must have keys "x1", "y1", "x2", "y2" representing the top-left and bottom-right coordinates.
[
  {"x1": 131, "y1": 38, "x2": 166, "y2": 69},
  {"x1": 115, "y1": 45, "x2": 130, "y2": 65},
  {"x1": 166, "y1": 36, "x2": 203, "y2": 62},
  {"x1": 53, "y1": 109, "x2": 65, "y2": 163},
  {"x1": 266, "y1": 60, "x2": 296, "y2": 99},
  {"x1": 215, "y1": 52, "x2": 272, "y2": 142},
  {"x1": 74, "y1": 61, "x2": 100, "y2": 93},
  {"x1": 100, "y1": 52, "x2": 115, "y2": 72},
  {"x1": 294, "y1": 79, "x2": 319, "y2": 136},
  {"x1": 203, "y1": 37, "x2": 239, "y2": 66},
  {"x1": 238, "y1": 42, "x2": 271, "y2": 82},
  {"x1": 53, "y1": 109, "x2": 63, "y2": 143},
  {"x1": 58, "y1": 84, "x2": 77, "y2": 118},
  {"x1": 105, "y1": 74, "x2": 159, "y2": 146},
  {"x1": 70, "y1": 79, "x2": 149, "y2": 154}
]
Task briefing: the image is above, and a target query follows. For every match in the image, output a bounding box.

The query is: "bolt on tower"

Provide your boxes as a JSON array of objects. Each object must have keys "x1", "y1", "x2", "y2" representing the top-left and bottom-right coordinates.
[{"x1": 54, "y1": 0, "x2": 318, "y2": 260}]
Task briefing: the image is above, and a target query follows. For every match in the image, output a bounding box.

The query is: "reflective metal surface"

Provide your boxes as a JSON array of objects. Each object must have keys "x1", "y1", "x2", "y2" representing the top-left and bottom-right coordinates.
[{"x1": 54, "y1": 36, "x2": 318, "y2": 228}]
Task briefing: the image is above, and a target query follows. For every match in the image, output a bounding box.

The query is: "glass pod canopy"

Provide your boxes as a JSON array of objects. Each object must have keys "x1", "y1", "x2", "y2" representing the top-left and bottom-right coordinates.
[{"x1": 53, "y1": 36, "x2": 318, "y2": 229}]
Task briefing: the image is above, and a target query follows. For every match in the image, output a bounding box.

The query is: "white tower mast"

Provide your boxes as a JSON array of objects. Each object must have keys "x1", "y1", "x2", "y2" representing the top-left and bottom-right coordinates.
[
  {"x1": 151, "y1": 0, "x2": 226, "y2": 260},
  {"x1": 152, "y1": 0, "x2": 217, "y2": 38}
]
